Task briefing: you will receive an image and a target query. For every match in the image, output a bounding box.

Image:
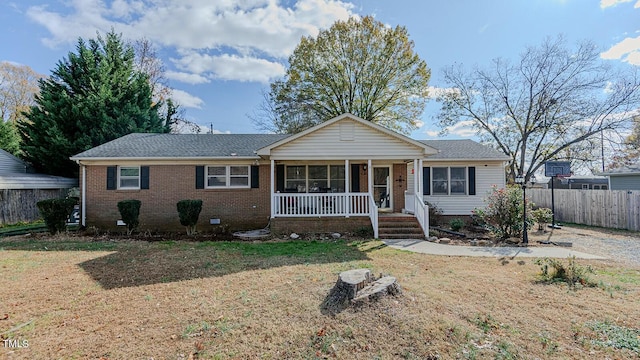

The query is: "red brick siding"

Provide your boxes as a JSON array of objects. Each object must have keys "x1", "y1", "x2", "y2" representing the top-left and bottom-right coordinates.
[
  {"x1": 84, "y1": 165, "x2": 271, "y2": 232},
  {"x1": 271, "y1": 217, "x2": 371, "y2": 236}
]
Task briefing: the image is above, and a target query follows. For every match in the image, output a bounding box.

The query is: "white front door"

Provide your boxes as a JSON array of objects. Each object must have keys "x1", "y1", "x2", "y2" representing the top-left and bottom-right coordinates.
[{"x1": 373, "y1": 166, "x2": 392, "y2": 210}]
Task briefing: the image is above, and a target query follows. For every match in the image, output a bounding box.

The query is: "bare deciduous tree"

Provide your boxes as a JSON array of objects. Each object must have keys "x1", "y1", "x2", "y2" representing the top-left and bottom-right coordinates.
[{"x1": 436, "y1": 36, "x2": 640, "y2": 181}]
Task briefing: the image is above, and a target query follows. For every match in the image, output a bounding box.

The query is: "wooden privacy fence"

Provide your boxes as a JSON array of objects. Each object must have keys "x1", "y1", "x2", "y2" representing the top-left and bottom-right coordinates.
[
  {"x1": 527, "y1": 189, "x2": 640, "y2": 231},
  {"x1": 0, "y1": 189, "x2": 67, "y2": 225}
]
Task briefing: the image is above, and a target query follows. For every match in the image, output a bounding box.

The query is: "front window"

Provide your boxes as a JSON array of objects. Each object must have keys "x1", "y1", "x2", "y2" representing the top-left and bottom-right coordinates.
[
  {"x1": 285, "y1": 165, "x2": 345, "y2": 193},
  {"x1": 207, "y1": 165, "x2": 250, "y2": 188},
  {"x1": 431, "y1": 167, "x2": 467, "y2": 195},
  {"x1": 119, "y1": 166, "x2": 140, "y2": 189}
]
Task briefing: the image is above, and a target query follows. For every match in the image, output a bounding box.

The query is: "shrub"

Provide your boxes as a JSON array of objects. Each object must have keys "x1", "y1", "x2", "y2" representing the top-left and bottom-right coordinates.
[
  {"x1": 449, "y1": 218, "x2": 465, "y2": 232},
  {"x1": 425, "y1": 201, "x2": 443, "y2": 226},
  {"x1": 176, "y1": 199, "x2": 203, "y2": 235},
  {"x1": 535, "y1": 256, "x2": 594, "y2": 289},
  {"x1": 472, "y1": 185, "x2": 533, "y2": 240},
  {"x1": 117, "y1": 199, "x2": 141, "y2": 235},
  {"x1": 36, "y1": 198, "x2": 77, "y2": 235},
  {"x1": 531, "y1": 207, "x2": 553, "y2": 230}
]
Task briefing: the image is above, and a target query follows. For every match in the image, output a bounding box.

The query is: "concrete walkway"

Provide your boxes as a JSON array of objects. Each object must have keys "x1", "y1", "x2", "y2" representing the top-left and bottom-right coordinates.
[{"x1": 382, "y1": 239, "x2": 606, "y2": 260}]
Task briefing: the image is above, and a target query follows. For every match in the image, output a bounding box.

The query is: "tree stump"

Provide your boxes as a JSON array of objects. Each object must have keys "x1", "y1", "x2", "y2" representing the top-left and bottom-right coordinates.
[{"x1": 321, "y1": 269, "x2": 401, "y2": 314}]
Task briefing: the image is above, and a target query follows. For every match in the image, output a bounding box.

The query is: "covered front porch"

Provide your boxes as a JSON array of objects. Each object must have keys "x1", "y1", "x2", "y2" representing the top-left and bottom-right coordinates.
[
  {"x1": 256, "y1": 114, "x2": 437, "y2": 238},
  {"x1": 268, "y1": 159, "x2": 430, "y2": 238}
]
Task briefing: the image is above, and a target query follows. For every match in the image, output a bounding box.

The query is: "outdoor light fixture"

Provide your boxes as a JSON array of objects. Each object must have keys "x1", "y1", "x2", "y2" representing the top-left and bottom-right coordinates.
[{"x1": 514, "y1": 175, "x2": 528, "y2": 245}]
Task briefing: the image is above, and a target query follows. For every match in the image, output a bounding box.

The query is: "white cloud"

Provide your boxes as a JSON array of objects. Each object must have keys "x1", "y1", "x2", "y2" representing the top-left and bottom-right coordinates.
[
  {"x1": 172, "y1": 52, "x2": 286, "y2": 83},
  {"x1": 171, "y1": 89, "x2": 204, "y2": 109},
  {"x1": 427, "y1": 86, "x2": 460, "y2": 99},
  {"x1": 165, "y1": 71, "x2": 210, "y2": 85},
  {"x1": 25, "y1": 0, "x2": 355, "y2": 83},
  {"x1": 599, "y1": 0, "x2": 640, "y2": 8},
  {"x1": 601, "y1": 36, "x2": 640, "y2": 65},
  {"x1": 444, "y1": 120, "x2": 477, "y2": 137}
]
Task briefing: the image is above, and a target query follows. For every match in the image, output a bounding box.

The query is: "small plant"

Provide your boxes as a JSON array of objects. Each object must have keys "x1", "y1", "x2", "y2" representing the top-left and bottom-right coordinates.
[
  {"x1": 117, "y1": 199, "x2": 141, "y2": 235},
  {"x1": 177, "y1": 199, "x2": 203, "y2": 235},
  {"x1": 586, "y1": 320, "x2": 640, "y2": 354},
  {"x1": 36, "y1": 198, "x2": 77, "y2": 235},
  {"x1": 353, "y1": 226, "x2": 374, "y2": 238},
  {"x1": 449, "y1": 218, "x2": 465, "y2": 232},
  {"x1": 531, "y1": 208, "x2": 553, "y2": 231},
  {"x1": 535, "y1": 256, "x2": 594, "y2": 289}
]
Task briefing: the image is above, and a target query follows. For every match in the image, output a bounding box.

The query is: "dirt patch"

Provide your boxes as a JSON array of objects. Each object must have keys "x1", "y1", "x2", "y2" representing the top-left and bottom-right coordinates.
[{"x1": 0, "y1": 235, "x2": 639, "y2": 359}]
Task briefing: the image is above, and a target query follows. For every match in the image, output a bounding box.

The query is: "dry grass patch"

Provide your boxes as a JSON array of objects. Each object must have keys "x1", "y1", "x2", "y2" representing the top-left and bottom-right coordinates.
[{"x1": 0, "y1": 235, "x2": 638, "y2": 359}]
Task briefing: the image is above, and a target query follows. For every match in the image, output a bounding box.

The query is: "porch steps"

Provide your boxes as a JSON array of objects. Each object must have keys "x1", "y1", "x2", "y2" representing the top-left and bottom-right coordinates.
[{"x1": 377, "y1": 214, "x2": 425, "y2": 240}]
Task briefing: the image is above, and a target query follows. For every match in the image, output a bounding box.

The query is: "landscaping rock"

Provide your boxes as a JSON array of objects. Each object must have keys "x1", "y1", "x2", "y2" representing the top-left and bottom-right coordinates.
[
  {"x1": 331, "y1": 232, "x2": 341, "y2": 239},
  {"x1": 290, "y1": 233, "x2": 300, "y2": 239},
  {"x1": 439, "y1": 238, "x2": 451, "y2": 244},
  {"x1": 427, "y1": 236, "x2": 438, "y2": 242}
]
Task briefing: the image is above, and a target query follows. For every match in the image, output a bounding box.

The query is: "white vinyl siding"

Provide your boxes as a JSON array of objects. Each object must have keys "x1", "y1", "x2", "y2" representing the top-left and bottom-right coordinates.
[
  {"x1": 270, "y1": 119, "x2": 426, "y2": 160},
  {"x1": 407, "y1": 161, "x2": 506, "y2": 215}
]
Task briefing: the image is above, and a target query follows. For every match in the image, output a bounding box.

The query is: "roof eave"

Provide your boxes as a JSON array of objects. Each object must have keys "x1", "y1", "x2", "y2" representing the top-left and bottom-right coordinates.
[{"x1": 71, "y1": 156, "x2": 260, "y2": 162}]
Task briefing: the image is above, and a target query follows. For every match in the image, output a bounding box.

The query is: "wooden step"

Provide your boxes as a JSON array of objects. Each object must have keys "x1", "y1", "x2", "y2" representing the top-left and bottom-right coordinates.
[{"x1": 378, "y1": 214, "x2": 425, "y2": 239}]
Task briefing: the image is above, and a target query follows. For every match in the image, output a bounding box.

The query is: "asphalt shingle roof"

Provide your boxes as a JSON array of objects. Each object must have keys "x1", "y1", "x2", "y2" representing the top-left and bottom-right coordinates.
[
  {"x1": 418, "y1": 139, "x2": 509, "y2": 160},
  {"x1": 602, "y1": 161, "x2": 640, "y2": 175},
  {"x1": 71, "y1": 133, "x2": 508, "y2": 161},
  {"x1": 71, "y1": 133, "x2": 291, "y2": 159}
]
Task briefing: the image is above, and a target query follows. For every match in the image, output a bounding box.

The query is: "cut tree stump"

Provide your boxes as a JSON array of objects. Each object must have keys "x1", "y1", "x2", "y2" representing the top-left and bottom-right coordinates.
[{"x1": 321, "y1": 269, "x2": 401, "y2": 314}]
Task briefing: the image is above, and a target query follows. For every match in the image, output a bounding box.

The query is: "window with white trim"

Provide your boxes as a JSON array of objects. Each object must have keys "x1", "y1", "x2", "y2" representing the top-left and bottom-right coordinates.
[
  {"x1": 285, "y1": 165, "x2": 346, "y2": 193},
  {"x1": 206, "y1": 165, "x2": 249, "y2": 188},
  {"x1": 431, "y1": 167, "x2": 467, "y2": 195},
  {"x1": 119, "y1": 166, "x2": 140, "y2": 189}
]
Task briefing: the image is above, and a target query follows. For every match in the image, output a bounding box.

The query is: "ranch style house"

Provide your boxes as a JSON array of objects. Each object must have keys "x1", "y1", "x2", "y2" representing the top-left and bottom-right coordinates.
[{"x1": 70, "y1": 113, "x2": 508, "y2": 238}]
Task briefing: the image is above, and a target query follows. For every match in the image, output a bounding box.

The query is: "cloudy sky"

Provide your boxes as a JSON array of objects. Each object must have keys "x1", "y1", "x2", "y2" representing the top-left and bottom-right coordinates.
[{"x1": 1, "y1": 0, "x2": 638, "y2": 138}]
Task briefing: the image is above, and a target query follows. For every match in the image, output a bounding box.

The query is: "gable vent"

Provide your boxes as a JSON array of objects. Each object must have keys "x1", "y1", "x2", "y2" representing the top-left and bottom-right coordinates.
[{"x1": 339, "y1": 122, "x2": 354, "y2": 141}]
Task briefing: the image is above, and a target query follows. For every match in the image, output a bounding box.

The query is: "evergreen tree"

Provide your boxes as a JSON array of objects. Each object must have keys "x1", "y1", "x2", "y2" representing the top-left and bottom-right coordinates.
[
  {"x1": 0, "y1": 120, "x2": 20, "y2": 155},
  {"x1": 19, "y1": 31, "x2": 169, "y2": 178}
]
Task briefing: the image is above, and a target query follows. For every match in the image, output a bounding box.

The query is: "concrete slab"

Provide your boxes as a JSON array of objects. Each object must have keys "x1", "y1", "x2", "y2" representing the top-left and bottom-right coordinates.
[{"x1": 382, "y1": 239, "x2": 606, "y2": 260}]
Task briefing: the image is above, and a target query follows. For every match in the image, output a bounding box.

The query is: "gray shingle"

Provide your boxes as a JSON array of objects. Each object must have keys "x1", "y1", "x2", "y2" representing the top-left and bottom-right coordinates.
[
  {"x1": 72, "y1": 133, "x2": 291, "y2": 159},
  {"x1": 418, "y1": 139, "x2": 509, "y2": 160}
]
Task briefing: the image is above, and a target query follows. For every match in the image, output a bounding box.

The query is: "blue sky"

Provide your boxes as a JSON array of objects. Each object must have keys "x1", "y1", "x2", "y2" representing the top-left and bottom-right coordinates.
[{"x1": 1, "y1": 0, "x2": 638, "y2": 139}]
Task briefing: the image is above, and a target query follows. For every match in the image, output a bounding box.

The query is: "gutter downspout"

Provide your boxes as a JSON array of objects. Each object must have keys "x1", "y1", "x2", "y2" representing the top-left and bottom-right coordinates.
[{"x1": 81, "y1": 163, "x2": 86, "y2": 227}]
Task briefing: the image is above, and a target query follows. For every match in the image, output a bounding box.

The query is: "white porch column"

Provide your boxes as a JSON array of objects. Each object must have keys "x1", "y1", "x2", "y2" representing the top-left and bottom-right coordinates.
[
  {"x1": 344, "y1": 159, "x2": 350, "y2": 217},
  {"x1": 367, "y1": 159, "x2": 373, "y2": 196},
  {"x1": 270, "y1": 159, "x2": 275, "y2": 218},
  {"x1": 418, "y1": 159, "x2": 424, "y2": 198},
  {"x1": 413, "y1": 159, "x2": 419, "y2": 195}
]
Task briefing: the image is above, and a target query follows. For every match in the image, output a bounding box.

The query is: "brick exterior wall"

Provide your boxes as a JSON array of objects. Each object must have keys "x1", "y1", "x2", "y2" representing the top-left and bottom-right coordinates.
[
  {"x1": 271, "y1": 217, "x2": 371, "y2": 236},
  {"x1": 81, "y1": 162, "x2": 403, "y2": 233},
  {"x1": 84, "y1": 164, "x2": 271, "y2": 232}
]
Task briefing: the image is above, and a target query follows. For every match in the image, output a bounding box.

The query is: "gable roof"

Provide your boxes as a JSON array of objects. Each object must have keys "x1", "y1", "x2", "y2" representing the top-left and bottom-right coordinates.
[
  {"x1": 418, "y1": 139, "x2": 510, "y2": 161},
  {"x1": 600, "y1": 161, "x2": 640, "y2": 176},
  {"x1": 71, "y1": 133, "x2": 289, "y2": 160},
  {"x1": 256, "y1": 113, "x2": 438, "y2": 156},
  {"x1": 0, "y1": 148, "x2": 29, "y2": 174}
]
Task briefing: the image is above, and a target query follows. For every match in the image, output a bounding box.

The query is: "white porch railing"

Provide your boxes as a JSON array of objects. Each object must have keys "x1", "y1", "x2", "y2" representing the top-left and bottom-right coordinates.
[
  {"x1": 413, "y1": 193, "x2": 429, "y2": 237},
  {"x1": 368, "y1": 193, "x2": 379, "y2": 239},
  {"x1": 273, "y1": 192, "x2": 373, "y2": 217}
]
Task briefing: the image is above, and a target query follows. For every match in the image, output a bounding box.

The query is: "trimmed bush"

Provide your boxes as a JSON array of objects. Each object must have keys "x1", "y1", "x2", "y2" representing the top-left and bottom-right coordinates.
[
  {"x1": 117, "y1": 199, "x2": 141, "y2": 235},
  {"x1": 177, "y1": 199, "x2": 203, "y2": 235},
  {"x1": 36, "y1": 198, "x2": 77, "y2": 235}
]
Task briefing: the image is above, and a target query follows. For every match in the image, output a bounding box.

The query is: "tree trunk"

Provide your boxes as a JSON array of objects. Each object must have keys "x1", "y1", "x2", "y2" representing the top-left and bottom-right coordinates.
[{"x1": 321, "y1": 269, "x2": 400, "y2": 315}]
